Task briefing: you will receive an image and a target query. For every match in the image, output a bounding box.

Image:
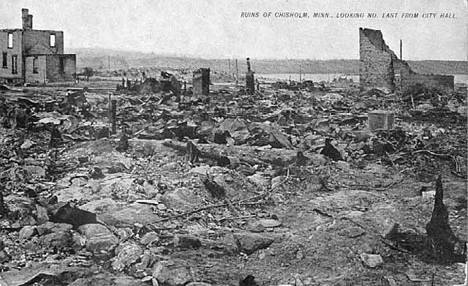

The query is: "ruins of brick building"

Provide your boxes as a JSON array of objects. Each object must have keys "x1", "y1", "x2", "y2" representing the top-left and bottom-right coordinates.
[
  {"x1": 0, "y1": 9, "x2": 76, "y2": 84},
  {"x1": 193, "y1": 68, "x2": 210, "y2": 95},
  {"x1": 359, "y1": 27, "x2": 454, "y2": 92},
  {"x1": 245, "y1": 58, "x2": 255, "y2": 95}
]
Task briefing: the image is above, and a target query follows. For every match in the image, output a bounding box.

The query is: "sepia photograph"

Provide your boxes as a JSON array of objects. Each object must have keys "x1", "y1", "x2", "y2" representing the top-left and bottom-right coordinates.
[{"x1": 0, "y1": 0, "x2": 466, "y2": 285}]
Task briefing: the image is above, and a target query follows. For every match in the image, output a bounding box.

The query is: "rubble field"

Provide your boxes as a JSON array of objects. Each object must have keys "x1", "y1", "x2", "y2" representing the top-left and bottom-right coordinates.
[{"x1": 0, "y1": 77, "x2": 466, "y2": 286}]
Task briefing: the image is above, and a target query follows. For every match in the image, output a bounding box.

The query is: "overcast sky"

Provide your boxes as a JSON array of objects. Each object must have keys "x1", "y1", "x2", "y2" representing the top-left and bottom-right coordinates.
[{"x1": 0, "y1": 0, "x2": 466, "y2": 60}]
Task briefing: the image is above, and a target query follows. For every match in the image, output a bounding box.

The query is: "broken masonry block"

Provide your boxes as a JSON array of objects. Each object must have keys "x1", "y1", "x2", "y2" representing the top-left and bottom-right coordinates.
[
  {"x1": 320, "y1": 138, "x2": 343, "y2": 161},
  {"x1": 239, "y1": 275, "x2": 258, "y2": 286},
  {"x1": 116, "y1": 133, "x2": 129, "y2": 152},
  {"x1": 50, "y1": 202, "x2": 98, "y2": 229},
  {"x1": 173, "y1": 234, "x2": 202, "y2": 249},
  {"x1": 296, "y1": 151, "x2": 308, "y2": 166},
  {"x1": 203, "y1": 177, "x2": 226, "y2": 199},
  {"x1": 425, "y1": 176, "x2": 463, "y2": 264},
  {"x1": 368, "y1": 110, "x2": 394, "y2": 131}
]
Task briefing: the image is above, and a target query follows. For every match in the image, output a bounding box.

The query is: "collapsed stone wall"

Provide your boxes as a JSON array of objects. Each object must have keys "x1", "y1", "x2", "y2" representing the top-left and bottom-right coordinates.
[
  {"x1": 402, "y1": 74, "x2": 454, "y2": 91},
  {"x1": 359, "y1": 27, "x2": 454, "y2": 92}
]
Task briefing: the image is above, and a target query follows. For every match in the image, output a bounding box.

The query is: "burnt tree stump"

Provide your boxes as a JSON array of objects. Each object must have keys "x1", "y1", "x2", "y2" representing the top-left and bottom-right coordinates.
[{"x1": 425, "y1": 176, "x2": 461, "y2": 264}]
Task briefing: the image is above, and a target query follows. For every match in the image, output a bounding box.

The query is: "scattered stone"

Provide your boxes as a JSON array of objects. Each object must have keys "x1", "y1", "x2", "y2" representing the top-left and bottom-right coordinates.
[
  {"x1": 35, "y1": 205, "x2": 49, "y2": 224},
  {"x1": 321, "y1": 93, "x2": 343, "y2": 103},
  {"x1": 135, "y1": 250, "x2": 154, "y2": 272},
  {"x1": 99, "y1": 203, "x2": 161, "y2": 228},
  {"x1": 234, "y1": 232, "x2": 274, "y2": 254},
  {"x1": 309, "y1": 154, "x2": 328, "y2": 166},
  {"x1": 384, "y1": 276, "x2": 398, "y2": 286},
  {"x1": 422, "y1": 190, "x2": 436, "y2": 199},
  {"x1": 80, "y1": 198, "x2": 117, "y2": 214},
  {"x1": 0, "y1": 262, "x2": 91, "y2": 285},
  {"x1": 359, "y1": 202, "x2": 400, "y2": 238},
  {"x1": 112, "y1": 242, "x2": 143, "y2": 271},
  {"x1": 116, "y1": 227, "x2": 134, "y2": 240},
  {"x1": 20, "y1": 139, "x2": 35, "y2": 149},
  {"x1": 23, "y1": 165, "x2": 46, "y2": 179},
  {"x1": 140, "y1": 232, "x2": 159, "y2": 246},
  {"x1": 157, "y1": 203, "x2": 167, "y2": 211},
  {"x1": 337, "y1": 226, "x2": 366, "y2": 238},
  {"x1": 270, "y1": 176, "x2": 285, "y2": 189},
  {"x1": 258, "y1": 219, "x2": 282, "y2": 228},
  {"x1": 37, "y1": 222, "x2": 73, "y2": 236},
  {"x1": 296, "y1": 250, "x2": 304, "y2": 261},
  {"x1": 0, "y1": 249, "x2": 11, "y2": 263},
  {"x1": 71, "y1": 232, "x2": 86, "y2": 248},
  {"x1": 336, "y1": 161, "x2": 350, "y2": 170},
  {"x1": 19, "y1": 225, "x2": 37, "y2": 240},
  {"x1": 143, "y1": 181, "x2": 159, "y2": 198},
  {"x1": 360, "y1": 253, "x2": 384, "y2": 268},
  {"x1": 189, "y1": 165, "x2": 211, "y2": 176},
  {"x1": 152, "y1": 261, "x2": 193, "y2": 286},
  {"x1": 173, "y1": 235, "x2": 202, "y2": 249},
  {"x1": 78, "y1": 223, "x2": 119, "y2": 253},
  {"x1": 375, "y1": 217, "x2": 399, "y2": 238},
  {"x1": 368, "y1": 110, "x2": 394, "y2": 131},
  {"x1": 39, "y1": 230, "x2": 73, "y2": 253},
  {"x1": 161, "y1": 187, "x2": 203, "y2": 211},
  {"x1": 246, "y1": 222, "x2": 266, "y2": 233},
  {"x1": 247, "y1": 173, "x2": 271, "y2": 188}
]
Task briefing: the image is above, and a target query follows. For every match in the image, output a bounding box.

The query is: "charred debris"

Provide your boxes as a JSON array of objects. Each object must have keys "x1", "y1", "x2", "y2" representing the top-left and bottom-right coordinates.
[{"x1": 0, "y1": 28, "x2": 466, "y2": 285}]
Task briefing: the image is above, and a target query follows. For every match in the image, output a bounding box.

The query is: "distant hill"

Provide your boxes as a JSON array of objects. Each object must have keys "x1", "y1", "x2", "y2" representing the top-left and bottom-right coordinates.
[{"x1": 70, "y1": 48, "x2": 468, "y2": 75}]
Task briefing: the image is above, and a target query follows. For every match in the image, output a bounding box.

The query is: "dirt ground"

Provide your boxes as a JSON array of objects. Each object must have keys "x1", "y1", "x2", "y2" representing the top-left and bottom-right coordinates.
[{"x1": 0, "y1": 77, "x2": 466, "y2": 286}]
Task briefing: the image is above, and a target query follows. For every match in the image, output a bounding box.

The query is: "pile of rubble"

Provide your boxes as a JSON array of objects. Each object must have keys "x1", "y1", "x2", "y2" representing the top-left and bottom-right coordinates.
[{"x1": 0, "y1": 75, "x2": 466, "y2": 285}]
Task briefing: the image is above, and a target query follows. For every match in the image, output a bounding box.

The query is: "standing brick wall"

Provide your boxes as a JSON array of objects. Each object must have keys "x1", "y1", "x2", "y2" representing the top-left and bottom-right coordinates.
[
  {"x1": 359, "y1": 27, "x2": 454, "y2": 92},
  {"x1": 25, "y1": 55, "x2": 46, "y2": 83},
  {"x1": 359, "y1": 28, "x2": 396, "y2": 92},
  {"x1": 0, "y1": 30, "x2": 23, "y2": 82},
  {"x1": 23, "y1": 30, "x2": 64, "y2": 55},
  {"x1": 46, "y1": 54, "x2": 76, "y2": 82}
]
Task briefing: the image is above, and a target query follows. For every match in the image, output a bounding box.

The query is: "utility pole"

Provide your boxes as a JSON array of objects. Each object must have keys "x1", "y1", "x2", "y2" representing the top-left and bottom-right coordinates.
[
  {"x1": 400, "y1": 39, "x2": 402, "y2": 60},
  {"x1": 235, "y1": 59, "x2": 238, "y2": 88},
  {"x1": 228, "y1": 59, "x2": 231, "y2": 75},
  {"x1": 108, "y1": 55, "x2": 110, "y2": 70},
  {"x1": 299, "y1": 63, "x2": 302, "y2": 82}
]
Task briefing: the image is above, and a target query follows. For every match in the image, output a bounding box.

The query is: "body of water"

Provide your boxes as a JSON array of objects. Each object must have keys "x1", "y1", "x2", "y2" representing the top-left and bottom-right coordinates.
[
  {"x1": 258, "y1": 73, "x2": 468, "y2": 84},
  {"x1": 257, "y1": 73, "x2": 359, "y2": 83}
]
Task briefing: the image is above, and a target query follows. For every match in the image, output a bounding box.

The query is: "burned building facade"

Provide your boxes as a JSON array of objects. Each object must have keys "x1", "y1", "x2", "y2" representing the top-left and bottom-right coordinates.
[
  {"x1": 359, "y1": 27, "x2": 454, "y2": 92},
  {"x1": 193, "y1": 68, "x2": 210, "y2": 95},
  {"x1": 0, "y1": 9, "x2": 76, "y2": 84}
]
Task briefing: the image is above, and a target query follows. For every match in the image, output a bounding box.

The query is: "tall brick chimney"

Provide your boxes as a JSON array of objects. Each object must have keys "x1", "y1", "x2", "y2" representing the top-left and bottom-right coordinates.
[{"x1": 22, "y1": 8, "x2": 33, "y2": 29}]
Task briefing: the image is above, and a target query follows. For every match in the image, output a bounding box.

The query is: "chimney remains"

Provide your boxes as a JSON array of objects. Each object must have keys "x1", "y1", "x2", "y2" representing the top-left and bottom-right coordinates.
[{"x1": 22, "y1": 8, "x2": 33, "y2": 29}]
